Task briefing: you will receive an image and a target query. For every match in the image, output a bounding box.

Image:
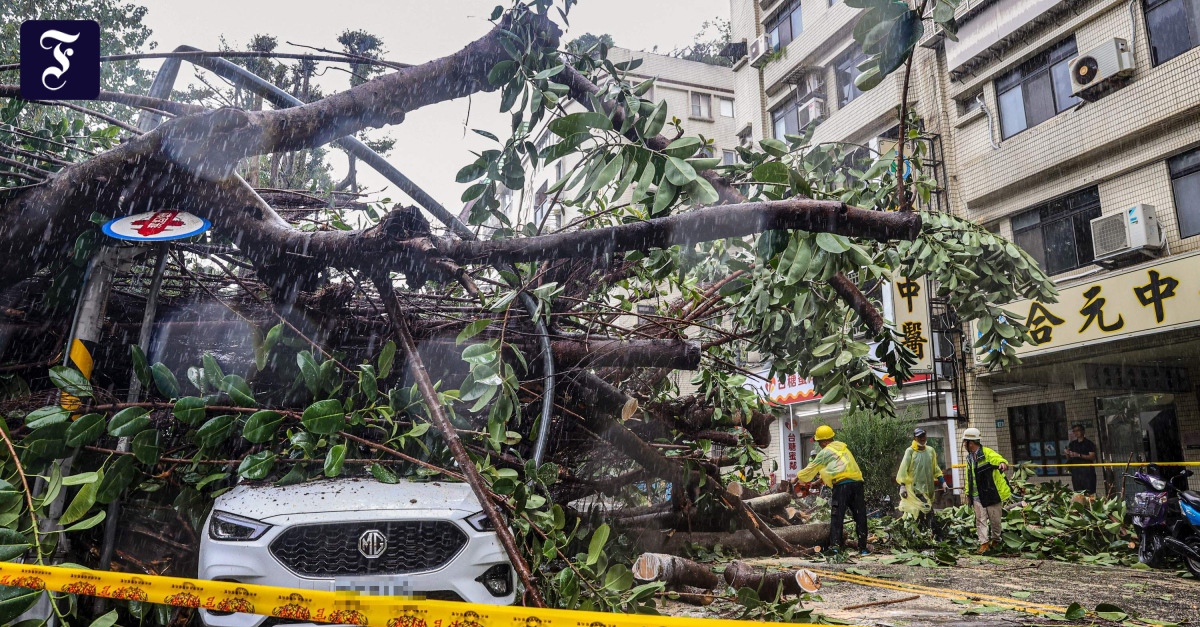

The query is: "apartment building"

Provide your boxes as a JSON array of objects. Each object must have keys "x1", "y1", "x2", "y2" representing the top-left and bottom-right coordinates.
[
  {"x1": 506, "y1": 47, "x2": 740, "y2": 229},
  {"x1": 727, "y1": 0, "x2": 1200, "y2": 493},
  {"x1": 727, "y1": 0, "x2": 968, "y2": 489}
]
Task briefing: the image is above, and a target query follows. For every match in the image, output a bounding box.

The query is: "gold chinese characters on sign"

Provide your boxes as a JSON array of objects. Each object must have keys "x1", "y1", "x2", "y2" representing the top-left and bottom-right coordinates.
[
  {"x1": 892, "y1": 274, "x2": 933, "y2": 371},
  {"x1": 977, "y1": 253, "x2": 1200, "y2": 361}
]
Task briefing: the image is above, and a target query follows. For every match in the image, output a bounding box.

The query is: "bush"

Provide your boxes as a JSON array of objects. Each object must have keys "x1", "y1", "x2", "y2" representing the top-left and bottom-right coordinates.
[{"x1": 817, "y1": 406, "x2": 918, "y2": 510}]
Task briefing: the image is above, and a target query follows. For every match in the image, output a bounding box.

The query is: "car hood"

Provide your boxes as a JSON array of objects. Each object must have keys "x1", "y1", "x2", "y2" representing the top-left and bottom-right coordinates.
[{"x1": 213, "y1": 478, "x2": 482, "y2": 521}]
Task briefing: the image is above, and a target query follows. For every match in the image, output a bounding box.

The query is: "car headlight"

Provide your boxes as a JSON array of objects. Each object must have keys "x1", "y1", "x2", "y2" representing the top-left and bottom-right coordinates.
[
  {"x1": 1148, "y1": 476, "x2": 1167, "y2": 491},
  {"x1": 465, "y1": 511, "x2": 494, "y2": 532},
  {"x1": 208, "y1": 511, "x2": 271, "y2": 541}
]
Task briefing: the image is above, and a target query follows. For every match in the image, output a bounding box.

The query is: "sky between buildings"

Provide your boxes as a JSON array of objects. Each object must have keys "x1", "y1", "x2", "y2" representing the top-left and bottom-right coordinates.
[{"x1": 134, "y1": 0, "x2": 728, "y2": 218}]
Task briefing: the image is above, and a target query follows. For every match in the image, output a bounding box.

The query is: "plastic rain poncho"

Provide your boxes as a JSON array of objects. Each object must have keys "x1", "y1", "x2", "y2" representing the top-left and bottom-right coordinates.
[{"x1": 895, "y1": 441, "x2": 943, "y2": 516}]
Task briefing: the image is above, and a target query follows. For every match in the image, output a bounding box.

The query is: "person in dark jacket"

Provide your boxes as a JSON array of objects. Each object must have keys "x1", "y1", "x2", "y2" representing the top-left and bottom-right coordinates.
[{"x1": 1066, "y1": 424, "x2": 1098, "y2": 494}]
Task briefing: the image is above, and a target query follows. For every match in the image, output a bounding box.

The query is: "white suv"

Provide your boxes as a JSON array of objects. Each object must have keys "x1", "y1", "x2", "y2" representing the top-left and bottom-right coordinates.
[{"x1": 198, "y1": 478, "x2": 515, "y2": 627}]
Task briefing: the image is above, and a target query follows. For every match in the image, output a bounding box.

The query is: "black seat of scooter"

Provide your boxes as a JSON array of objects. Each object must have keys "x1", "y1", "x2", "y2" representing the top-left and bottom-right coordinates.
[{"x1": 1180, "y1": 491, "x2": 1200, "y2": 508}]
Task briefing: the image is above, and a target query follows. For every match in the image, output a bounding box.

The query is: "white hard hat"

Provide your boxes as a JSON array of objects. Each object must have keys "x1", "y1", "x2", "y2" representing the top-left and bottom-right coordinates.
[{"x1": 962, "y1": 427, "x2": 982, "y2": 441}]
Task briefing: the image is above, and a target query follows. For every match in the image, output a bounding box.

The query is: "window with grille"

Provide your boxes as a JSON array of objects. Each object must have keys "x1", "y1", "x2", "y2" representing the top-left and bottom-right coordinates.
[
  {"x1": 1144, "y1": 0, "x2": 1200, "y2": 65},
  {"x1": 1008, "y1": 402, "x2": 1071, "y2": 476},
  {"x1": 1169, "y1": 147, "x2": 1200, "y2": 238},
  {"x1": 1012, "y1": 186, "x2": 1101, "y2": 275},
  {"x1": 995, "y1": 36, "x2": 1080, "y2": 139}
]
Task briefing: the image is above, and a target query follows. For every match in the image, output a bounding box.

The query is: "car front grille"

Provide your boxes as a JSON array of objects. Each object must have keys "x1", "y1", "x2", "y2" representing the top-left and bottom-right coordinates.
[{"x1": 269, "y1": 521, "x2": 468, "y2": 577}]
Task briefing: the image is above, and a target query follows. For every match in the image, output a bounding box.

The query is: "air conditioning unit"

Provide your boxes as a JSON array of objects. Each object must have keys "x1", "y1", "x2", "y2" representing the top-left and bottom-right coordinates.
[
  {"x1": 1090, "y1": 204, "x2": 1163, "y2": 264},
  {"x1": 798, "y1": 96, "x2": 825, "y2": 128},
  {"x1": 1069, "y1": 38, "x2": 1134, "y2": 101},
  {"x1": 749, "y1": 35, "x2": 771, "y2": 68}
]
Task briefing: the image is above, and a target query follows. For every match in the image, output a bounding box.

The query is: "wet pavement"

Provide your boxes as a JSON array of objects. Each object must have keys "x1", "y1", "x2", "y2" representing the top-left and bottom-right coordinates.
[{"x1": 660, "y1": 555, "x2": 1200, "y2": 625}]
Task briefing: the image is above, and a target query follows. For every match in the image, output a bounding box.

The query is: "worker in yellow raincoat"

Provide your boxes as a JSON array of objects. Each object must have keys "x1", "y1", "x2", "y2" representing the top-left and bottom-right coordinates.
[
  {"x1": 795, "y1": 425, "x2": 868, "y2": 555},
  {"x1": 895, "y1": 427, "x2": 945, "y2": 536}
]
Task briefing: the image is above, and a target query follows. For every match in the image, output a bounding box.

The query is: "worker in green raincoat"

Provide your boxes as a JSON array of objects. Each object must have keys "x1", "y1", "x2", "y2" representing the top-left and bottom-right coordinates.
[{"x1": 895, "y1": 428, "x2": 945, "y2": 536}]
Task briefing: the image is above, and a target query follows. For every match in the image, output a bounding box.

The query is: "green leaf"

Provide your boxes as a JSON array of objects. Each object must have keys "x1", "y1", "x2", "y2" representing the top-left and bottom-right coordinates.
[
  {"x1": 297, "y1": 351, "x2": 320, "y2": 396},
  {"x1": 359, "y1": 366, "x2": 378, "y2": 402},
  {"x1": 151, "y1": 363, "x2": 180, "y2": 398},
  {"x1": 96, "y1": 455, "x2": 138, "y2": 504},
  {"x1": 1064, "y1": 603, "x2": 1085, "y2": 620},
  {"x1": 238, "y1": 451, "x2": 276, "y2": 480},
  {"x1": 65, "y1": 413, "x2": 105, "y2": 447},
  {"x1": 587, "y1": 523, "x2": 610, "y2": 566},
  {"x1": 195, "y1": 415, "x2": 236, "y2": 449},
  {"x1": 759, "y1": 138, "x2": 789, "y2": 157},
  {"x1": 641, "y1": 100, "x2": 668, "y2": 138},
  {"x1": 108, "y1": 407, "x2": 151, "y2": 437},
  {"x1": 664, "y1": 156, "x2": 697, "y2": 186},
  {"x1": 371, "y1": 463, "x2": 399, "y2": 484},
  {"x1": 591, "y1": 154, "x2": 624, "y2": 193},
  {"x1": 264, "y1": 323, "x2": 284, "y2": 353},
  {"x1": 685, "y1": 177, "x2": 720, "y2": 205},
  {"x1": 548, "y1": 112, "x2": 612, "y2": 138},
  {"x1": 456, "y1": 320, "x2": 493, "y2": 346},
  {"x1": 25, "y1": 406, "x2": 69, "y2": 429},
  {"x1": 879, "y1": 9, "x2": 924, "y2": 76},
  {"x1": 652, "y1": 180, "x2": 677, "y2": 215},
  {"x1": 0, "y1": 582, "x2": 41, "y2": 625},
  {"x1": 854, "y1": 66, "x2": 884, "y2": 91},
  {"x1": 238, "y1": 414, "x2": 282, "y2": 447},
  {"x1": 378, "y1": 340, "x2": 397, "y2": 378},
  {"x1": 49, "y1": 366, "x2": 92, "y2": 398},
  {"x1": 663, "y1": 137, "x2": 701, "y2": 159},
  {"x1": 63, "y1": 510, "x2": 105, "y2": 532},
  {"x1": 172, "y1": 396, "x2": 207, "y2": 425},
  {"x1": 1094, "y1": 604, "x2": 1127, "y2": 621},
  {"x1": 202, "y1": 353, "x2": 225, "y2": 390},
  {"x1": 130, "y1": 345, "x2": 151, "y2": 389},
  {"x1": 62, "y1": 471, "x2": 98, "y2": 486},
  {"x1": 221, "y1": 374, "x2": 255, "y2": 406},
  {"x1": 60, "y1": 468, "x2": 101, "y2": 525},
  {"x1": 131, "y1": 429, "x2": 161, "y2": 465},
  {"x1": 324, "y1": 444, "x2": 347, "y2": 477},
  {"x1": 753, "y1": 161, "x2": 789, "y2": 184},
  {"x1": 816, "y1": 232, "x2": 850, "y2": 253},
  {"x1": 0, "y1": 528, "x2": 30, "y2": 561},
  {"x1": 534, "y1": 64, "x2": 565, "y2": 80},
  {"x1": 88, "y1": 610, "x2": 119, "y2": 627},
  {"x1": 302, "y1": 399, "x2": 345, "y2": 435}
]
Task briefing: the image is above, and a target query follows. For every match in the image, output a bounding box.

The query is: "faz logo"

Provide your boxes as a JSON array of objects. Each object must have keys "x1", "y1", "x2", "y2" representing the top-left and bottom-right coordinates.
[{"x1": 20, "y1": 20, "x2": 100, "y2": 100}]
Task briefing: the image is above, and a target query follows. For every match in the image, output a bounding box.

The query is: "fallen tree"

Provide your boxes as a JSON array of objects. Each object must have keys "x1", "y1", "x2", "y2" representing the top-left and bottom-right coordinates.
[{"x1": 0, "y1": 0, "x2": 1059, "y2": 622}]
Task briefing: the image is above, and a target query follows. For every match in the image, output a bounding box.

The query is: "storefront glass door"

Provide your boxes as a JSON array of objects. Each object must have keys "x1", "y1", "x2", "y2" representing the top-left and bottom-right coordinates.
[{"x1": 1096, "y1": 394, "x2": 1184, "y2": 494}]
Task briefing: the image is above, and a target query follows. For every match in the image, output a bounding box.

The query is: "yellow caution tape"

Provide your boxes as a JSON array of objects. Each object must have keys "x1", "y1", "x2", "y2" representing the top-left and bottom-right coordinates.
[
  {"x1": 0, "y1": 562, "x2": 840, "y2": 627},
  {"x1": 949, "y1": 461, "x2": 1200, "y2": 469},
  {"x1": 60, "y1": 339, "x2": 94, "y2": 413}
]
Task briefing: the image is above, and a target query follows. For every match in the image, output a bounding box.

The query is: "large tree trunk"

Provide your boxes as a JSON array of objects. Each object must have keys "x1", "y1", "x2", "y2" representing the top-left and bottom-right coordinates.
[
  {"x1": 638, "y1": 522, "x2": 835, "y2": 556},
  {"x1": 723, "y1": 561, "x2": 820, "y2": 596},
  {"x1": 632, "y1": 553, "x2": 720, "y2": 589}
]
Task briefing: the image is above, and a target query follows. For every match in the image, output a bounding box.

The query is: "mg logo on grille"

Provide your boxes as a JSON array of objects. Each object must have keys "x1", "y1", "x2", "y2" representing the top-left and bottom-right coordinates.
[{"x1": 358, "y1": 529, "x2": 387, "y2": 559}]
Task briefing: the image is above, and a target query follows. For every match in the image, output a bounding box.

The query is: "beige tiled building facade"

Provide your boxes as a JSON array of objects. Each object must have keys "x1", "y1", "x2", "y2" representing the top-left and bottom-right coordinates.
[{"x1": 727, "y1": 0, "x2": 1200, "y2": 493}]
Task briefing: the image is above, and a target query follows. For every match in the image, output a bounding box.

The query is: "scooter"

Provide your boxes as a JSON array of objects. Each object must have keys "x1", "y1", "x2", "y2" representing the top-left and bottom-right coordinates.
[{"x1": 1128, "y1": 465, "x2": 1200, "y2": 577}]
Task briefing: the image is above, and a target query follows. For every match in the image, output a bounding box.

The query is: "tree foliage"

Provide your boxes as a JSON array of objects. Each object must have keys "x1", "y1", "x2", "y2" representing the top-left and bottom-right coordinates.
[{"x1": 0, "y1": 0, "x2": 1068, "y2": 624}]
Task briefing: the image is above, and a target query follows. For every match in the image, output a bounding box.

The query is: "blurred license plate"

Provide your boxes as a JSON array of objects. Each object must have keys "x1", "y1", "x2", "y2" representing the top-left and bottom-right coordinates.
[{"x1": 334, "y1": 579, "x2": 413, "y2": 597}]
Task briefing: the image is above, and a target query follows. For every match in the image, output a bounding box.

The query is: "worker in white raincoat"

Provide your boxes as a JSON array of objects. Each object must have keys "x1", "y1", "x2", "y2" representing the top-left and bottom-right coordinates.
[{"x1": 895, "y1": 428, "x2": 945, "y2": 536}]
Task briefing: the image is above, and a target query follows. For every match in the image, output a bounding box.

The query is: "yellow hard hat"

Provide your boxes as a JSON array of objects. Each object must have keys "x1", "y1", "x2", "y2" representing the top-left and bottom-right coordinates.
[{"x1": 814, "y1": 425, "x2": 835, "y2": 441}]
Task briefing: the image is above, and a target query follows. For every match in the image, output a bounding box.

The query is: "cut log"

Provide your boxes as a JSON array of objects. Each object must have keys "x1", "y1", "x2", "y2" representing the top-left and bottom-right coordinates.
[
  {"x1": 723, "y1": 561, "x2": 820, "y2": 597},
  {"x1": 639, "y1": 522, "x2": 835, "y2": 556},
  {"x1": 744, "y1": 492, "x2": 791, "y2": 515},
  {"x1": 633, "y1": 553, "x2": 720, "y2": 590}
]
